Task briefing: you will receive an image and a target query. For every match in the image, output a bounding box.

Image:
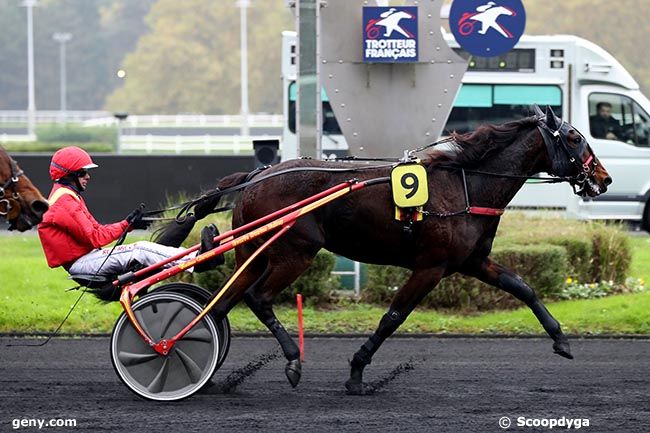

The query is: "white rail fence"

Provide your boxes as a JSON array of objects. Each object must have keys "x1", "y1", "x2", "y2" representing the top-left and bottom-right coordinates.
[
  {"x1": 0, "y1": 111, "x2": 284, "y2": 128},
  {"x1": 0, "y1": 110, "x2": 109, "y2": 124},
  {"x1": 120, "y1": 134, "x2": 281, "y2": 154},
  {"x1": 0, "y1": 133, "x2": 36, "y2": 143},
  {"x1": 118, "y1": 114, "x2": 283, "y2": 128}
]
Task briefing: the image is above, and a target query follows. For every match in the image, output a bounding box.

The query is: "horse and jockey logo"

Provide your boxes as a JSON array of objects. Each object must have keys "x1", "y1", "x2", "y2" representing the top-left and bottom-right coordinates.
[
  {"x1": 363, "y1": 6, "x2": 418, "y2": 63},
  {"x1": 450, "y1": 0, "x2": 526, "y2": 57},
  {"x1": 366, "y1": 8, "x2": 415, "y2": 39}
]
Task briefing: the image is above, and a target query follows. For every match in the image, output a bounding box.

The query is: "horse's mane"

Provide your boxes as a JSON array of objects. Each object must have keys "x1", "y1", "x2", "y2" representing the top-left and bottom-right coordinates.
[{"x1": 423, "y1": 116, "x2": 539, "y2": 169}]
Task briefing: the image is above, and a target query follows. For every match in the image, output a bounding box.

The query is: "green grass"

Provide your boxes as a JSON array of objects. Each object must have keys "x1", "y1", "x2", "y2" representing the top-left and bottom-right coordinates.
[
  {"x1": 0, "y1": 233, "x2": 648, "y2": 334},
  {"x1": 629, "y1": 235, "x2": 650, "y2": 283}
]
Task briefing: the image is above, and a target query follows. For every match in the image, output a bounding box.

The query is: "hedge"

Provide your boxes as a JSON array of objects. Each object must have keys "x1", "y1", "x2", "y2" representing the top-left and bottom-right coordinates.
[
  {"x1": 192, "y1": 250, "x2": 339, "y2": 306},
  {"x1": 363, "y1": 243, "x2": 567, "y2": 311},
  {"x1": 36, "y1": 124, "x2": 117, "y2": 146},
  {"x1": 497, "y1": 214, "x2": 631, "y2": 284},
  {"x1": 159, "y1": 212, "x2": 340, "y2": 306},
  {"x1": 153, "y1": 210, "x2": 632, "y2": 311},
  {"x1": 362, "y1": 215, "x2": 632, "y2": 311},
  {"x1": 589, "y1": 228, "x2": 631, "y2": 284},
  {"x1": 3, "y1": 124, "x2": 116, "y2": 153},
  {"x1": 2, "y1": 141, "x2": 114, "y2": 153}
]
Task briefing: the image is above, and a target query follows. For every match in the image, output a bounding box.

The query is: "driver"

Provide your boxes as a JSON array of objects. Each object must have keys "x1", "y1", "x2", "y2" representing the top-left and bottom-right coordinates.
[
  {"x1": 589, "y1": 101, "x2": 622, "y2": 140},
  {"x1": 37, "y1": 146, "x2": 223, "y2": 279}
]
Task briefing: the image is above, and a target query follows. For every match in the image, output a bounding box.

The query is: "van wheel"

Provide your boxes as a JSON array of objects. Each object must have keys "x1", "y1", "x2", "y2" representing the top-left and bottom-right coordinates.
[{"x1": 643, "y1": 200, "x2": 650, "y2": 233}]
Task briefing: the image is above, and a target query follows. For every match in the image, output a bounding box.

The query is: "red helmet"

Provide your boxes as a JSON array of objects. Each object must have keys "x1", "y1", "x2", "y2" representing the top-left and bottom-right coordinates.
[{"x1": 49, "y1": 146, "x2": 99, "y2": 181}]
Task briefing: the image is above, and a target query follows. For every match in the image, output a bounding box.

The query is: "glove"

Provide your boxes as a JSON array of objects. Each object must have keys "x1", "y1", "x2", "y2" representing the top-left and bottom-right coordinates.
[{"x1": 125, "y1": 204, "x2": 152, "y2": 230}]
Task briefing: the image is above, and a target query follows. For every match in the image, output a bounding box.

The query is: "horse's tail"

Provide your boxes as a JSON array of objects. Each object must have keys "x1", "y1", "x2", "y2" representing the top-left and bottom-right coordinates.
[
  {"x1": 152, "y1": 171, "x2": 250, "y2": 247},
  {"x1": 193, "y1": 171, "x2": 250, "y2": 219},
  {"x1": 217, "y1": 171, "x2": 250, "y2": 189},
  {"x1": 152, "y1": 214, "x2": 198, "y2": 247}
]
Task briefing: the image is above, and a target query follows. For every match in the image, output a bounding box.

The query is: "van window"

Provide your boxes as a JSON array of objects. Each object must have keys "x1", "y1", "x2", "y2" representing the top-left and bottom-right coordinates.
[
  {"x1": 287, "y1": 82, "x2": 342, "y2": 134},
  {"x1": 446, "y1": 84, "x2": 562, "y2": 134},
  {"x1": 588, "y1": 93, "x2": 649, "y2": 146}
]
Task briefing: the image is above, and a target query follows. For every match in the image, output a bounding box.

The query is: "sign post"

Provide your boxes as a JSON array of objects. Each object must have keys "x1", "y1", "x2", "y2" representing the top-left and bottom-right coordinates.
[
  {"x1": 296, "y1": 0, "x2": 322, "y2": 159},
  {"x1": 320, "y1": 0, "x2": 468, "y2": 158}
]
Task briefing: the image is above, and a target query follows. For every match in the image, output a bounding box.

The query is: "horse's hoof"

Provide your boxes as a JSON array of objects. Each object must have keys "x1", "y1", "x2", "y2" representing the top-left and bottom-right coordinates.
[
  {"x1": 553, "y1": 340, "x2": 574, "y2": 359},
  {"x1": 285, "y1": 359, "x2": 302, "y2": 388},
  {"x1": 345, "y1": 380, "x2": 366, "y2": 395}
]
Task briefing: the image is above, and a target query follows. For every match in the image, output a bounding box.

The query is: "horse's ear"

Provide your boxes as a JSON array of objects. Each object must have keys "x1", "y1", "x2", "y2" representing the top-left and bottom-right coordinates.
[
  {"x1": 532, "y1": 104, "x2": 544, "y2": 118},
  {"x1": 545, "y1": 105, "x2": 558, "y2": 130}
]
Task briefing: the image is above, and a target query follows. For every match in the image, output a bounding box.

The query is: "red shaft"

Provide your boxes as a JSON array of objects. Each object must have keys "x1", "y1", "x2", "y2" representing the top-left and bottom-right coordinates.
[{"x1": 297, "y1": 293, "x2": 304, "y2": 362}]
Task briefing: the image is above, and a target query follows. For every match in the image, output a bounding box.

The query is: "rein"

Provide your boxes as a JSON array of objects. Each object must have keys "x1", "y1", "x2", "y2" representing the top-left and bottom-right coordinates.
[
  {"x1": 144, "y1": 123, "x2": 585, "y2": 222},
  {"x1": 143, "y1": 163, "x2": 396, "y2": 222}
]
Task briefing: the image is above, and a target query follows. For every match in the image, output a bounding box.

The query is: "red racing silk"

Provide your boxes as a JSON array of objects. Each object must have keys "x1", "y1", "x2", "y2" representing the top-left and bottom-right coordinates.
[{"x1": 37, "y1": 184, "x2": 129, "y2": 269}]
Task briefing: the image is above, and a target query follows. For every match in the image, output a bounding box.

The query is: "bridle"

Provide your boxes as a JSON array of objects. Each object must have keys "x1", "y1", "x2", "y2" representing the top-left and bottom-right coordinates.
[
  {"x1": 536, "y1": 116, "x2": 598, "y2": 196},
  {"x1": 0, "y1": 157, "x2": 25, "y2": 217}
]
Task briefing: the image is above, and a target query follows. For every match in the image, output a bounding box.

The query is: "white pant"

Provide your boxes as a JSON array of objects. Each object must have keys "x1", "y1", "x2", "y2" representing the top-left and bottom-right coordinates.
[{"x1": 68, "y1": 241, "x2": 195, "y2": 276}]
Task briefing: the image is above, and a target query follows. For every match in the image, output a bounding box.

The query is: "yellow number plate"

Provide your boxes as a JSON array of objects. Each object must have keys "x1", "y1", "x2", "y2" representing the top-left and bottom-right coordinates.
[{"x1": 391, "y1": 163, "x2": 429, "y2": 208}]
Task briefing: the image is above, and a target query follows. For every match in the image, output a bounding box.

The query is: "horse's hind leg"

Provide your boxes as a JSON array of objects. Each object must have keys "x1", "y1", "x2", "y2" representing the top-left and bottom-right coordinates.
[
  {"x1": 243, "y1": 255, "x2": 316, "y2": 388},
  {"x1": 347, "y1": 266, "x2": 444, "y2": 395},
  {"x1": 463, "y1": 257, "x2": 573, "y2": 359}
]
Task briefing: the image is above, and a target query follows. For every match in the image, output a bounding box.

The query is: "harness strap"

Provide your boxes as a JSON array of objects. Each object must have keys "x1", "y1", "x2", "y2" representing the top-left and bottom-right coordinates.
[
  {"x1": 468, "y1": 206, "x2": 504, "y2": 216},
  {"x1": 48, "y1": 187, "x2": 80, "y2": 206}
]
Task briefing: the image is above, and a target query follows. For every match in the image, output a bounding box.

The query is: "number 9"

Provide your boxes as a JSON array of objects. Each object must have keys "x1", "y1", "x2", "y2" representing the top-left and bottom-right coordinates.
[{"x1": 401, "y1": 173, "x2": 419, "y2": 199}]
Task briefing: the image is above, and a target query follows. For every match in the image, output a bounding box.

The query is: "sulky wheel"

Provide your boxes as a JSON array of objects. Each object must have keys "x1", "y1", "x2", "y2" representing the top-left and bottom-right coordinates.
[
  {"x1": 152, "y1": 282, "x2": 231, "y2": 369},
  {"x1": 110, "y1": 292, "x2": 220, "y2": 401}
]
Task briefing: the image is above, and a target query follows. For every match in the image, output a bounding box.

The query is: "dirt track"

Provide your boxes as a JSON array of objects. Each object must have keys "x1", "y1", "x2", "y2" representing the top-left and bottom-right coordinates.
[{"x1": 1, "y1": 336, "x2": 648, "y2": 432}]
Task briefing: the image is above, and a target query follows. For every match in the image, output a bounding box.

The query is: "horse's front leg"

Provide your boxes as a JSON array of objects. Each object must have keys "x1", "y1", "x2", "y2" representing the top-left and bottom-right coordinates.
[
  {"x1": 463, "y1": 257, "x2": 573, "y2": 359},
  {"x1": 243, "y1": 254, "x2": 319, "y2": 388},
  {"x1": 244, "y1": 286, "x2": 303, "y2": 388},
  {"x1": 346, "y1": 266, "x2": 445, "y2": 395}
]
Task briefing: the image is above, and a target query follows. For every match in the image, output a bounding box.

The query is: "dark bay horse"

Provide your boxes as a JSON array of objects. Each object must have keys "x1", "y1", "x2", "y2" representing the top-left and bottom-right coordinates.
[
  {"x1": 160, "y1": 107, "x2": 612, "y2": 394},
  {"x1": 0, "y1": 145, "x2": 48, "y2": 231}
]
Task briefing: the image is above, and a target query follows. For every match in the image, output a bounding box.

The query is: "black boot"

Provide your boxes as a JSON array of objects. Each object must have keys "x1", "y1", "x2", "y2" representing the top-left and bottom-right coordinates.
[{"x1": 194, "y1": 224, "x2": 225, "y2": 273}]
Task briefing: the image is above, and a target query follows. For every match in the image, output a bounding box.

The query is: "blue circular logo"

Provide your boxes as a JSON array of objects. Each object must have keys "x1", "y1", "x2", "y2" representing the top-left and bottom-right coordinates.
[{"x1": 449, "y1": 0, "x2": 526, "y2": 57}]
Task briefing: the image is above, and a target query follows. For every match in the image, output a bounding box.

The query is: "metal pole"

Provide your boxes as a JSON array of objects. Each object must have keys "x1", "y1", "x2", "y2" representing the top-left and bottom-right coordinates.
[
  {"x1": 114, "y1": 112, "x2": 129, "y2": 154},
  {"x1": 116, "y1": 120, "x2": 122, "y2": 154},
  {"x1": 237, "y1": 0, "x2": 250, "y2": 136},
  {"x1": 53, "y1": 32, "x2": 72, "y2": 123},
  {"x1": 296, "y1": 0, "x2": 322, "y2": 159},
  {"x1": 22, "y1": 0, "x2": 37, "y2": 137},
  {"x1": 353, "y1": 260, "x2": 361, "y2": 297}
]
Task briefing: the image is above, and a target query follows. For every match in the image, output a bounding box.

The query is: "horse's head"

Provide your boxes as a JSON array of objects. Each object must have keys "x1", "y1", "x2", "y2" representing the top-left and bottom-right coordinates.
[
  {"x1": 0, "y1": 147, "x2": 49, "y2": 231},
  {"x1": 533, "y1": 105, "x2": 612, "y2": 198}
]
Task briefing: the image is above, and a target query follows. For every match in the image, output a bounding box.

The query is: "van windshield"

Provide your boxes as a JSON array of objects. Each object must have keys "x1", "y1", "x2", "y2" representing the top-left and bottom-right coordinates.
[{"x1": 445, "y1": 84, "x2": 562, "y2": 134}]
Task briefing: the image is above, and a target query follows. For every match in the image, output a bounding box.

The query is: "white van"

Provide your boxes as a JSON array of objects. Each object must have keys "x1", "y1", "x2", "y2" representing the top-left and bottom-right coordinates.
[
  {"x1": 445, "y1": 33, "x2": 650, "y2": 230},
  {"x1": 281, "y1": 31, "x2": 650, "y2": 230}
]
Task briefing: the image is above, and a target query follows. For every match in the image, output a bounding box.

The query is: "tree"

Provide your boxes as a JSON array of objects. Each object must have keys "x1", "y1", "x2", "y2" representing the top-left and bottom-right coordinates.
[
  {"x1": 0, "y1": 0, "x2": 154, "y2": 110},
  {"x1": 524, "y1": 0, "x2": 650, "y2": 95},
  {"x1": 104, "y1": 0, "x2": 293, "y2": 114}
]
